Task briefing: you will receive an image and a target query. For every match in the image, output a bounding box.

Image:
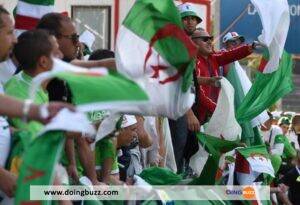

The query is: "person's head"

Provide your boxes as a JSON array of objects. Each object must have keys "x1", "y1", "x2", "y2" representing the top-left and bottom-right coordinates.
[
  {"x1": 178, "y1": 3, "x2": 202, "y2": 35},
  {"x1": 13, "y1": 29, "x2": 61, "y2": 75},
  {"x1": 291, "y1": 114, "x2": 300, "y2": 134},
  {"x1": 88, "y1": 49, "x2": 115, "y2": 61},
  {"x1": 278, "y1": 117, "x2": 291, "y2": 135},
  {"x1": 191, "y1": 28, "x2": 213, "y2": 57},
  {"x1": 261, "y1": 111, "x2": 273, "y2": 131},
  {"x1": 37, "y1": 13, "x2": 80, "y2": 62},
  {"x1": 222, "y1": 32, "x2": 245, "y2": 50},
  {"x1": 0, "y1": 6, "x2": 17, "y2": 62}
]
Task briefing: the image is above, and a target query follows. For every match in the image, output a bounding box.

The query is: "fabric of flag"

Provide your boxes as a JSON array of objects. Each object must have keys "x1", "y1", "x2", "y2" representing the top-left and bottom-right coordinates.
[
  {"x1": 115, "y1": 0, "x2": 197, "y2": 119},
  {"x1": 250, "y1": 0, "x2": 290, "y2": 73},
  {"x1": 204, "y1": 78, "x2": 241, "y2": 141},
  {"x1": 15, "y1": 109, "x2": 102, "y2": 204},
  {"x1": 236, "y1": 51, "x2": 294, "y2": 123},
  {"x1": 15, "y1": 0, "x2": 55, "y2": 35},
  {"x1": 29, "y1": 59, "x2": 149, "y2": 114},
  {"x1": 15, "y1": 131, "x2": 65, "y2": 205},
  {"x1": 189, "y1": 133, "x2": 240, "y2": 185},
  {"x1": 139, "y1": 167, "x2": 182, "y2": 185},
  {"x1": 235, "y1": 145, "x2": 274, "y2": 185},
  {"x1": 226, "y1": 62, "x2": 268, "y2": 146}
]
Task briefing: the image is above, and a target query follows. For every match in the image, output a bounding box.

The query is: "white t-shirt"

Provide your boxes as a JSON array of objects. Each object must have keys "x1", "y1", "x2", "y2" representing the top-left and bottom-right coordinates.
[
  {"x1": 0, "y1": 58, "x2": 17, "y2": 85},
  {"x1": 287, "y1": 131, "x2": 300, "y2": 150},
  {"x1": 0, "y1": 61, "x2": 14, "y2": 167},
  {"x1": 262, "y1": 125, "x2": 283, "y2": 147}
]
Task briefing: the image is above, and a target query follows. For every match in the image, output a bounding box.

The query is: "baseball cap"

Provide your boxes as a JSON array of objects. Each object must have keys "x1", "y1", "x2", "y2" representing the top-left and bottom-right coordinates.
[
  {"x1": 177, "y1": 3, "x2": 202, "y2": 24},
  {"x1": 121, "y1": 115, "x2": 137, "y2": 128},
  {"x1": 222, "y1": 32, "x2": 245, "y2": 44}
]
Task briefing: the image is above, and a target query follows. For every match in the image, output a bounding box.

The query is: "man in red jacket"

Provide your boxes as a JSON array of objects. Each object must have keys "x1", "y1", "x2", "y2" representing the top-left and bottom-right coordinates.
[{"x1": 191, "y1": 28, "x2": 255, "y2": 124}]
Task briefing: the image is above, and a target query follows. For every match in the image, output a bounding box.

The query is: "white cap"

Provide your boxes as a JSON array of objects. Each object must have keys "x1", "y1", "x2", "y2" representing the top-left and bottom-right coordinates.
[
  {"x1": 222, "y1": 32, "x2": 245, "y2": 43},
  {"x1": 79, "y1": 30, "x2": 96, "y2": 51},
  {"x1": 177, "y1": 3, "x2": 202, "y2": 23},
  {"x1": 121, "y1": 115, "x2": 137, "y2": 128}
]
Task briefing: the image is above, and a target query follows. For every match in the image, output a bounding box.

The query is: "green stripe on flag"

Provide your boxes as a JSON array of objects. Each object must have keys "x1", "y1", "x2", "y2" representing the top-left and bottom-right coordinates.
[
  {"x1": 53, "y1": 71, "x2": 148, "y2": 105},
  {"x1": 123, "y1": 0, "x2": 197, "y2": 91},
  {"x1": 226, "y1": 64, "x2": 263, "y2": 146},
  {"x1": 189, "y1": 133, "x2": 240, "y2": 185},
  {"x1": 15, "y1": 131, "x2": 65, "y2": 205},
  {"x1": 20, "y1": 0, "x2": 55, "y2": 6},
  {"x1": 236, "y1": 51, "x2": 294, "y2": 123},
  {"x1": 226, "y1": 64, "x2": 254, "y2": 145}
]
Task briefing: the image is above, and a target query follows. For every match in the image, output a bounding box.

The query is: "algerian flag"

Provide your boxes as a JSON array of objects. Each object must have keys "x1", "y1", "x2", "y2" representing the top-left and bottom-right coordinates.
[
  {"x1": 204, "y1": 78, "x2": 241, "y2": 141},
  {"x1": 29, "y1": 59, "x2": 149, "y2": 113},
  {"x1": 235, "y1": 145, "x2": 274, "y2": 185},
  {"x1": 271, "y1": 134, "x2": 296, "y2": 159},
  {"x1": 226, "y1": 62, "x2": 268, "y2": 146},
  {"x1": 228, "y1": 62, "x2": 269, "y2": 127},
  {"x1": 38, "y1": 108, "x2": 96, "y2": 137},
  {"x1": 236, "y1": 0, "x2": 292, "y2": 123},
  {"x1": 189, "y1": 133, "x2": 240, "y2": 185},
  {"x1": 189, "y1": 79, "x2": 241, "y2": 184},
  {"x1": 116, "y1": 0, "x2": 197, "y2": 119},
  {"x1": 251, "y1": 0, "x2": 290, "y2": 73},
  {"x1": 15, "y1": 0, "x2": 55, "y2": 35},
  {"x1": 236, "y1": 51, "x2": 294, "y2": 123},
  {"x1": 15, "y1": 109, "x2": 102, "y2": 204},
  {"x1": 15, "y1": 131, "x2": 64, "y2": 205}
]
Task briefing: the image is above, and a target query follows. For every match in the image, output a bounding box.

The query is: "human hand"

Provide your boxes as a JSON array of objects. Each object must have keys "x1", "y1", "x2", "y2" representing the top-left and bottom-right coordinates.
[
  {"x1": 67, "y1": 164, "x2": 79, "y2": 184},
  {"x1": 186, "y1": 110, "x2": 200, "y2": 132},
  {"x1": 29, "y1": 102, "x2": 75, "y2": 124},
  {"x1": 0, "y1": 168, "x2": 17, "y2": 197}
]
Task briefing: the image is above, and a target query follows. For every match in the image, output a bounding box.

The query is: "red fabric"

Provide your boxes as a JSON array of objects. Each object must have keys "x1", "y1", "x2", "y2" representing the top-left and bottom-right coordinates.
[
  {"x1": 195, "y1": 44, "x2": 252, "y2": 123},
  {"x1": 15, "y1": 15, "x2": 39, "y2": 30},
  {"x1": 235, "y1": 152, "x2": 250, "y2": 174}
]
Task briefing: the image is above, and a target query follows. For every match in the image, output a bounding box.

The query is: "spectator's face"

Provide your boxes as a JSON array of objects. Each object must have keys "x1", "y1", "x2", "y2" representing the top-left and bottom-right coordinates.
[
  {"x1": 280, "y1": 124, "x2": 289, "y2": 135},
  {"x1": 261, "y1": 119, "x2": 272, "y2": 131},
  {"x1": 182, "y1": 16, "x2": 198, "y2": 35},
  {"x1": 56, "y1": 20, "x2": 80, "y2": 61},
  {"x1": 192, "y1": 30, "x2": 213, "y2": 56},
  {"x1": 225, "y1": 38, "x2": 242, "y2": 50},
  {"x1": 0, "y1": 14, "x2": 17, "y2": 62}
]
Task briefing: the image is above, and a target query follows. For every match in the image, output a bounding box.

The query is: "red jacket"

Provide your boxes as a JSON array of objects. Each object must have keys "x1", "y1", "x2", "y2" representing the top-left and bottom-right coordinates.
[{"x1": 195, "y1": 44, "x2": 253, "y2": 123}]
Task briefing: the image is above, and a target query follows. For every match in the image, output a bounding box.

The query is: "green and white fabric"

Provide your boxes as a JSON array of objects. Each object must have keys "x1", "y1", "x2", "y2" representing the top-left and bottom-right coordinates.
[
  {"x1": 189, "y1": 79, "x2": 242, "y2": 184},
  {"x1": 15, "y1": 0, "x2": 55, "y2": 36},
  {"x1": 251, "y1": 0, "x2": 290, "y2": 73},
  {"x1": 116, "y1": 0, "x2": 197, "y2": 119},
  {"x1": 236, "y1": 51, "x2": 294, "y2": 123},
  {"x1": 236, "y1": 0, "x2": 292, "y2": 123},
  {"x1": 29, "y1": 59, "x2": 149, "y2": 113},
  {"x1": 204, "y1": 78, "x2": 241, "y2": 141},
  {"x1": 272, "y1": 134, "x2": 297, "y2": 159},
  {"x1": 235, "y1": 145, "x2": 274, "y2": 185},
  {"x1": 189, "y1": 133, "x2": 240, "y2": 185},
  {"x1": 15, "y1": 107, "x2": 97, "y2": 204},
  {"x1": 230, "y1": 62, "x2": 269, "y2": 127}
]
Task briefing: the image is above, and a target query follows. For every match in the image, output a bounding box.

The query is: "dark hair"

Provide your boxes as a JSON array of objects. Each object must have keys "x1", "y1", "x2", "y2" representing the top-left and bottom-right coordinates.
[
  {"x1": 0, "y1": 6, "x2": 9, "y2": 28},
  {"x1": 13, "y1": 29, "x2": 52, "y2": 71},
  {"x1": 88, "y1": 49, "x2": 115, "y2": 60},
  {"x1": 267, "y1": 111, "x2": 273, "y2": 120},
  {"x1": 36, "y1": 12, "x2": 70, "y2": 36}
]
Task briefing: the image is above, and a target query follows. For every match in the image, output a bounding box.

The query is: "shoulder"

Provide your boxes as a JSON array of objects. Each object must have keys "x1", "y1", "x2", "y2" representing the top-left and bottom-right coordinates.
[
  {"x1": 272, "y1": 125, "x2": 283, "y2": 135},
  {"x1": 4, "y1": 75, "x2": 28, "y2": 100}
]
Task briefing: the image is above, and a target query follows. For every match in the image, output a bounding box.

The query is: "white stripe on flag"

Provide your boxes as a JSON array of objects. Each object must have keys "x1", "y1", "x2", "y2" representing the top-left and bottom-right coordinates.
[
  {"x1": 251, "y1": 0, "x2": 290, "y2": 73},
  {"x1": 17, "y1": 1, "x2": 54, "y2": 19}
]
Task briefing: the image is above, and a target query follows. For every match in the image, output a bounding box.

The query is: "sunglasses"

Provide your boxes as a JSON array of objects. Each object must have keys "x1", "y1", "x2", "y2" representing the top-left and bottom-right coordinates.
[
  {"x1": 58, "y1": 33, "x2": 79, "y2": 43},
  {"x1": 192, "y1": 36, "x2": 213, "y2": 42}
]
